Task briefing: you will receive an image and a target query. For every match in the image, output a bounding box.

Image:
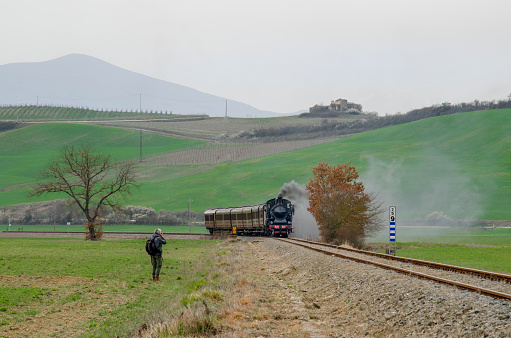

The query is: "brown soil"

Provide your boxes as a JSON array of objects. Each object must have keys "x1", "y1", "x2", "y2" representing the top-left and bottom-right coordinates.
[{"x1": 0, "y1": 276, "x2": 130, "y2": 338}]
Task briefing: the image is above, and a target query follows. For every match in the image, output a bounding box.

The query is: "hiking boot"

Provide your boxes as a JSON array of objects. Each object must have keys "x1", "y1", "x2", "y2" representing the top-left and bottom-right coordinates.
[
  {"x1": 152, "y1": 277, "x2": 156, "y2": 281},
  {"x1": 155, "y1": 277, "x2": 160, "y2": 281}
]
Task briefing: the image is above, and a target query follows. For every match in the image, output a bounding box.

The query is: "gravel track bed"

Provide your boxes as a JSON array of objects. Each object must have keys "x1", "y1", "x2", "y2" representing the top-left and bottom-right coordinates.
[
  {"x1": 249, "y1": 238, "x2": 511, "y2": 337},
  {"x1": 290, "y1": 240, "x2": 511, "y2": 296}
]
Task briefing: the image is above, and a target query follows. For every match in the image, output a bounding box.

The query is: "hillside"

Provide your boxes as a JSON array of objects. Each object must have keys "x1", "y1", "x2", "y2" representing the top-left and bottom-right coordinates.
[
  {"x1": 0, "y1": 54, "x2": 277, "y2": 117},
  {"x1": 3, "y1": 98, "x2": 510, "y2": 142},
  {"x1": 123, "y1": 108, "x2": 509, "y2": 221},
  {"x1": 0, "y1": 109, "x2": 509, "y2": 221}
]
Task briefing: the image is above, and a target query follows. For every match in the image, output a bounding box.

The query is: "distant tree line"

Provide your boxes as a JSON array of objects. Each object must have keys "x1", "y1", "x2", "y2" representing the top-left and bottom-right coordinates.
[
  {"x1": 1, "y1": 200, "x2": 203, "y2": 226},
  {"x1": 250, "y1": 99, "x2": 511, "y2": 141},
  {"x1": 299, "y1": 108, "x2": 363, "y2": 118}
]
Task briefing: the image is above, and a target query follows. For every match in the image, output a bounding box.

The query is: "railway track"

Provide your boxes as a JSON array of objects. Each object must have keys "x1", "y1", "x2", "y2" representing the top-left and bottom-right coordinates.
[{"x1": 279, "y1": 237, "x2": 511, "y2": 301}]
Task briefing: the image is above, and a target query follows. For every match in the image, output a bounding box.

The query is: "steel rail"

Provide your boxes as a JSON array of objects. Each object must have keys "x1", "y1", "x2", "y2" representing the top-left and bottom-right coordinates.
[
  {"x1": 278, "y1": 238, "x2": 511, "y2": 301},
  {"x1": 289, "y1": 238, "x2": 511, "y2": 283}
]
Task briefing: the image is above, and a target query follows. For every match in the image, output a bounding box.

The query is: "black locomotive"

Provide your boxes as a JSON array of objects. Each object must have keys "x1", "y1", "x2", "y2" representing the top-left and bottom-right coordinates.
[{"x1": 265, "y1": 196, "x2": 294, "y2": 237}]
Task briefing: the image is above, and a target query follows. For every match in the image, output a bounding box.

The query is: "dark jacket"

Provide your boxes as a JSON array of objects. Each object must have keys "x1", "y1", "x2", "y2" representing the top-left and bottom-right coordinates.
[{"x1": 150, "y1": 233, "x2": 167, "y2": 256}]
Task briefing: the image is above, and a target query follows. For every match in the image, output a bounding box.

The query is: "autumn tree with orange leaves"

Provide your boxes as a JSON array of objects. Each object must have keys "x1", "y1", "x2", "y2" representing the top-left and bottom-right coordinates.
[{"x1": 306, "y1": 162, "x2": 383, "y2": 248}]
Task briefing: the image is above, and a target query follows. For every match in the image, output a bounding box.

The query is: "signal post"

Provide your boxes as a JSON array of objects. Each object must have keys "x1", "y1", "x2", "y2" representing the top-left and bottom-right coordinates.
[{"x1": 389, "y1": 206, "x2": 396, "y2": 256}]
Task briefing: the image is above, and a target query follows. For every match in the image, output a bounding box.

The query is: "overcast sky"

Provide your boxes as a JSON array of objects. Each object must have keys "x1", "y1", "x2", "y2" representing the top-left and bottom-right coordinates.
[{"x1": 2, "y1": 0, "x2": 510, "y2": 115}]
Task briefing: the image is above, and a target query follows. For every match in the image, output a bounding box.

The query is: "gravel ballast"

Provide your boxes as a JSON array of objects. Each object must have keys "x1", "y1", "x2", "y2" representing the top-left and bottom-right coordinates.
[{"x1": 222, "y1": 238, "x2": 511, "y2": 337}]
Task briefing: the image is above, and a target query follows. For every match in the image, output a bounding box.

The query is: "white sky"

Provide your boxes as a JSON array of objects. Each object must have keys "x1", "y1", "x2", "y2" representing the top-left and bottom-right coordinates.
[{"x1": 1, "y1": 0, "x2": 511, "y2": 115}]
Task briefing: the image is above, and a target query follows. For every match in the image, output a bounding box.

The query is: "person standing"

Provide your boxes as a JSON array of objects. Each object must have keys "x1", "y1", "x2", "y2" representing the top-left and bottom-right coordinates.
[{"x1": 150, "y1": 228, "x2": 166, "y2": 281}]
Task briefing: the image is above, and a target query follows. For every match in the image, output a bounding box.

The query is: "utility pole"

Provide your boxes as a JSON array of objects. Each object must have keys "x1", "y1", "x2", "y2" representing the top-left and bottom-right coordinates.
[
  {"x1": 36, "y1": 96, "x2": 39, "y2": 116},
  {"x1": 225, "y1": 100, "x2": 227, "y2": 117},
  {"x1": 139, "y1": 93, "x2": 142, "y2": 112},
  {"x1": 139, "y1": 129, "x2": 143, "y2": 162},
  {"x1": 187, "y1": 198, "x2": 193, "y2": 233}
]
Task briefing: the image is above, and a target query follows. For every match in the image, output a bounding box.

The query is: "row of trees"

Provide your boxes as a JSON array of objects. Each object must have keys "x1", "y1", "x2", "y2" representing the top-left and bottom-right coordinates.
[{"x1": 1, "y1": 202, "x2": 203, "y2": 227}]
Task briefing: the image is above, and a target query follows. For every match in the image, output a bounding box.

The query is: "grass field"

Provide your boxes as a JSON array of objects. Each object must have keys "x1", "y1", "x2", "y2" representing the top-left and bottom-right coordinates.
[
  {"x1": 0, "y1": 237, "x2": 223, "y2": 336},
  {"x1": 1, "y1": 228, "x2": 511, "y2": 336},
  {"x1": 0, "y1": 224, "x2": 209, "y2": 233},
  {"x1": 369, "y1": 226, "x2": 511, "y2": 274},
  {"x1": 0, "y1": 109, "x2": 510, "y2": 221}
]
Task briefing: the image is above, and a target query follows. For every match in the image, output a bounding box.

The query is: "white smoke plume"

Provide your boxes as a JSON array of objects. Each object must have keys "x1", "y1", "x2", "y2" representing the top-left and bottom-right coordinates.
[{"x1": 279, "y1": 180, "x2": 320, "y2": 240}]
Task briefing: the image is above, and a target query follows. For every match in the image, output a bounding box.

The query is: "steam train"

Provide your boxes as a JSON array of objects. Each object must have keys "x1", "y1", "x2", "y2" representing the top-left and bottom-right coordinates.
[{"x1": 204, "y1": 196, "x2": 294, "y2": 237}]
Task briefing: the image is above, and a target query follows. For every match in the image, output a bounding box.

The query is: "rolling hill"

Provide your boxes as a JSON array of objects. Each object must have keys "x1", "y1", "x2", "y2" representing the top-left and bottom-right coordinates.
[{"x1": 0, "y1": 109, "x2": 509, "y2": 221}]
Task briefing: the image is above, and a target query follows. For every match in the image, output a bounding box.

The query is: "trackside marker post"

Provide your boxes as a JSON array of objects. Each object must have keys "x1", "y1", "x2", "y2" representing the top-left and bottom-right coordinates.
[{"x1": 389, "y1": 206, "x2": 396, "y2": 256}]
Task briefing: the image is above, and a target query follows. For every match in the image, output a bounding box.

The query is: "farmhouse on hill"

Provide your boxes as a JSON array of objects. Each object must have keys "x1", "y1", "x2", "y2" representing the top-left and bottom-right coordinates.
[{"x1": 308, "y1": 98, "x2": 362, "y2": 115}]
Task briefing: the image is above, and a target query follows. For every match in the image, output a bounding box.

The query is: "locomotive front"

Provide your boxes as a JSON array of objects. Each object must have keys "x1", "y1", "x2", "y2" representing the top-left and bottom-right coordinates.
[{"x1": 266, "y1": 196, "x2": 294, "y2": 237}]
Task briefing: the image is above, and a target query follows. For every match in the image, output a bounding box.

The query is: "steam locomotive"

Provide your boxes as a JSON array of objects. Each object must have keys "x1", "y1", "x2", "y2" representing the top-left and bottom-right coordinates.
[{"x1": 204, "y1": 196, "x2": 294, "y2": 237}]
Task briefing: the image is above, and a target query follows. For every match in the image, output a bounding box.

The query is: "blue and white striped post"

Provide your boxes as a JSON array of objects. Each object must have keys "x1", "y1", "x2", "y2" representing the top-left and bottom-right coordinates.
[{"x1": 389, "y1": 206, "x2": 396, "y2": 256}]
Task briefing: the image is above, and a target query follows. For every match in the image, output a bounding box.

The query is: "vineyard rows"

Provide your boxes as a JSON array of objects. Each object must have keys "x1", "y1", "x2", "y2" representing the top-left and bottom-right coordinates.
[
  {"x1": 140, "y1": 138, "x2": 339, "y2": 166},
  {"x1": 0, "y1": 105, "x2": 176, "y2": 120}
]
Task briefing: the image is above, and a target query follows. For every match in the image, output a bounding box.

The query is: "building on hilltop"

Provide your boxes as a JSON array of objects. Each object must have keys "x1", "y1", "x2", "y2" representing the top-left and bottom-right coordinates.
[{"x1": 309, "y1": 98, "x2": 362, "y2": 115}]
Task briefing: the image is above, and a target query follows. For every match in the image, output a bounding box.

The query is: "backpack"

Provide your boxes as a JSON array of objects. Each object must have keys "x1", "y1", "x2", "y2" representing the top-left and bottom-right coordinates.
[{"x1": 145, "y1": 237, "x2": 158, "y2": 255}]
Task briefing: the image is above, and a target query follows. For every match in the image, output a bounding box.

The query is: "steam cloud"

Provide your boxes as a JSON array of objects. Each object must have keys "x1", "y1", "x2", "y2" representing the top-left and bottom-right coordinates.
[
  {"x1": 360, "y1": 154, "x2": 485, "y2": 242},
  {"x1": 361, "y1": 155, "x2": 484, "y2": 222},
  {"x1": 278, "y1": 180, "x2": 320, "y2": 240}
]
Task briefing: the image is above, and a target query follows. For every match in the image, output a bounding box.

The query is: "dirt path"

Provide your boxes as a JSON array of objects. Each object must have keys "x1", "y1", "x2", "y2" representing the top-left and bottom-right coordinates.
[{"x1": 215, "y1": 239, "x2": 328, "y2": 337}]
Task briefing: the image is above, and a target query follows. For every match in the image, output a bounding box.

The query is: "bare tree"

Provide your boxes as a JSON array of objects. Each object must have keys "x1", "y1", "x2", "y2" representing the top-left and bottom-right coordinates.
[{"x1": 31, "y1": 145, "x2": 138, "y2": 240}]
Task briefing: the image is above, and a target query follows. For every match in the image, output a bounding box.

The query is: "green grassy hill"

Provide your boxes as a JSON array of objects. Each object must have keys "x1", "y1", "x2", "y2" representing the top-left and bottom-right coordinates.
[
  {"x1": 0, "y1": 109, "x2": 509, "y2": 220},
  {"x1": 0, "y1": 123, "x2": 204, "y2": 205},
  {"x1": 129, "y1": 108, "x2": 510, "y2": 220}
]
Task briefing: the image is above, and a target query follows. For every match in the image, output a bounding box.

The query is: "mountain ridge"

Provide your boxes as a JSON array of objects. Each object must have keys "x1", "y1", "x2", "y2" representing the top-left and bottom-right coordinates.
[{"x1": 0, "y1": 54, "x2": 279, "y2": 117}]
